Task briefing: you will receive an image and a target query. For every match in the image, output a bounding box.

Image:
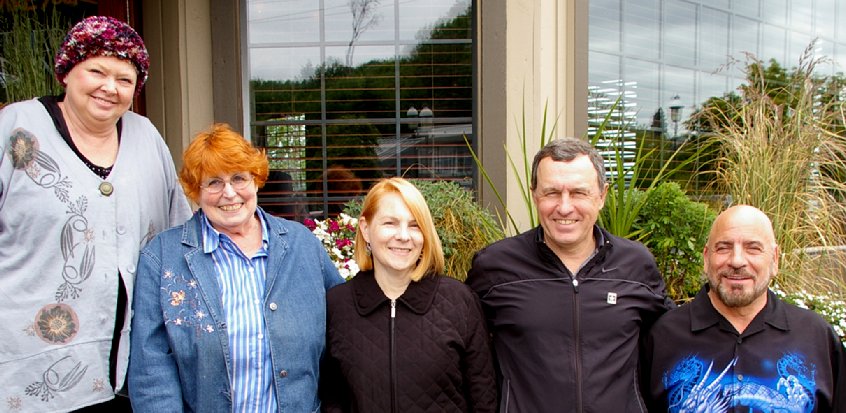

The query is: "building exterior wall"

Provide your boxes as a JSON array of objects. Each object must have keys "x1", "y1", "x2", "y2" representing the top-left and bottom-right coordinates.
[
  {"x1": 142, "y1": 0, "x2": 215, "y2": 172},
  {"x1": 478, "y1": 0, "x2": 587, "y2": 232}
]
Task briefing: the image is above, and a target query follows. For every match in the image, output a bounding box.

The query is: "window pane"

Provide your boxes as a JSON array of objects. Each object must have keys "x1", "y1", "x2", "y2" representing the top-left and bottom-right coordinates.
[
  {"x1": 816, "y1": 0, "x2": 836, "y2": 40},
  {"x1": 400, "y1": 0, "x2": 473, "y2": 41},
  {"x1": 324, "y1": 0, "x2": 396, "y2": 43},
  {"x1": 761, "y1": 0, "x2": 787, "y2": 26},
  {"x1": 623, "y1": 58, "x2": 660, "y2": 129},
  {"x1": 732, "y1": 16, "x2": 759, "y2": 59},
  {"x1": 623, "y1": 0, "x2": 660, "y2": 60},
  {"x1": 590, "y1": 0, "x2": 621, "y2": 53},
  {"x1": 247, "y1": 0, "x2": 474, "y2": 220},
  {"x1": 731, "y1": 0, "x2": 759, "y2": 18},
  {"x1": 248, "y1": 0, "x2": 320, "y2": 44},
  {"x1": 700, "y1": 8, "x2": 730, "y2": 71},
  {"x1": 664, "y1": 1, "x2": 696, "y2": 67},
  {"x1": 790, "y1": 2, "x2": 812, "y2": 33},
  {"x1": 761, "y1": 24, "x2": 786, "y2": 64}
]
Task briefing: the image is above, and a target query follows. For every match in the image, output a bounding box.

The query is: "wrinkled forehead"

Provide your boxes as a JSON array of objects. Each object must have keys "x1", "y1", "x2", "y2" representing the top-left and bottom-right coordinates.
[
  {"x1": 709, "y1": 213, "x2": 775, "y2": 247},
  {"x1": 536, "y1": 156, "x2": 602, "y2": 189}
]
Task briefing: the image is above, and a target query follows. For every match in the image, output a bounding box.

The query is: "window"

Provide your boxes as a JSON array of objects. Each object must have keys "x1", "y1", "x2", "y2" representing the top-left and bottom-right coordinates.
[{"x1": 246, "y1": 0, "x2": 475, "y2": 220}]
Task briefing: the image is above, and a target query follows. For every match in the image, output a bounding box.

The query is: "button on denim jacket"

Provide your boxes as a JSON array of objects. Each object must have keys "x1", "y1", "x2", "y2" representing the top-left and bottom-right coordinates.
[{"x1": 128, "y1": 208, "x2": 343, "y2": 412}]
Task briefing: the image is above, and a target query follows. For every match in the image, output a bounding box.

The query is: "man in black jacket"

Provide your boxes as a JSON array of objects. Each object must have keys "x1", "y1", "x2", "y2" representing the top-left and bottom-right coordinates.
[
  {"x1": 642, "y1": 205, "x2": 846, "y2": 412},
  {"x1": 467, "y1": 138, "x2": 673, "y2": 412}
]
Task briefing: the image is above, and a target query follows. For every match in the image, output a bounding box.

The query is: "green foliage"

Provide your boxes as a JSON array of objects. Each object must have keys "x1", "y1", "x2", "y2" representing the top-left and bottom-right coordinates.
[
  {"x1": 1, "y1": 7, "x2": 67, "y2": 103},
  {"x1": 633, "y1": 182, "x2": 716, "y2": 302},
  {"x1": 344, "y1": 179, "x2": 503, "y2": 281}
]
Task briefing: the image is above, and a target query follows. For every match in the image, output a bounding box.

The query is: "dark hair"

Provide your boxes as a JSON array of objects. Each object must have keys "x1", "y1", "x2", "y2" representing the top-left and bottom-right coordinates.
[{"x1": 530, "y1": 138, "x2": 606, "y2": 191}]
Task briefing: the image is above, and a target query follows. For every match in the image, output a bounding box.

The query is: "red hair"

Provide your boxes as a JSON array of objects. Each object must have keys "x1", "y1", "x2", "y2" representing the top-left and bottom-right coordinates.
[{"x1": 180, "y1": 123, "x2": 269, "y2": 203}]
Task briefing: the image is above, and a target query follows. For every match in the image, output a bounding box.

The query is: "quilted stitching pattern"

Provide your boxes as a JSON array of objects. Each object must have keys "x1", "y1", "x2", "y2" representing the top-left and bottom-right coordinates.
[{"x1": 321, "y1": 271, "x2": 496, "y2": 412}]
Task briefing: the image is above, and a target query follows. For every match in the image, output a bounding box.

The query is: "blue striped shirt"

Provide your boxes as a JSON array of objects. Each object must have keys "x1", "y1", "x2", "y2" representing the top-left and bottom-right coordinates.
[{"x1": 202, "y1": 212, "x2": 277, "y2": 413}]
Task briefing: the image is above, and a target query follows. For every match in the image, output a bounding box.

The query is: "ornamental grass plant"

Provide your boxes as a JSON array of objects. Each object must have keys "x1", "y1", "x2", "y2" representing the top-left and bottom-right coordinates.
[
  {"x1": 0, "y1": 7, "x2": 66, "y2": 103},
  {"x1": 698, "y1": 45, "x2": 846, "y2": 298}
]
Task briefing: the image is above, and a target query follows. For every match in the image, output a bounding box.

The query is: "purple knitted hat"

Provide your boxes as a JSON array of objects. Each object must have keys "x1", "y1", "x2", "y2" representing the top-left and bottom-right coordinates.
[{"x1": 54, "y1": 16, "x2": 150, "y2": 96}]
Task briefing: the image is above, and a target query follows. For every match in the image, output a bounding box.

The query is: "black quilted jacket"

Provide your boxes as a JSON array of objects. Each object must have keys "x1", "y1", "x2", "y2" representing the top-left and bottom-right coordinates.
[{"x1": 320, "y1": 270, "x2": 497, "y2": 413}]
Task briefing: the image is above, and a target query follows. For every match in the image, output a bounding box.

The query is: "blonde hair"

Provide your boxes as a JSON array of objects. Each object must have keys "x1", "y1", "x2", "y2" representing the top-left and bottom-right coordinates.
[
  {"x1": 353, "y1": 178, "x2": 444, "y2": 281},
  {"x1": 180, "y1": 123, "x2": 269, "y2": 203}
]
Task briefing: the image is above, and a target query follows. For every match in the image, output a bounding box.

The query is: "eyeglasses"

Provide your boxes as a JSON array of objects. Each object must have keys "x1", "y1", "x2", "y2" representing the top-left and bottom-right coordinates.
[{"x1": 200, "y1": 173, "x2": 253, "y2": 194}]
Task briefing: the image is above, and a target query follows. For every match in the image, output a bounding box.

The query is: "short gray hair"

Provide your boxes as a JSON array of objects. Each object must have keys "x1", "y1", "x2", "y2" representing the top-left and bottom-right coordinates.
[{"x1": 530, "y1": 138, "x2": 606, "y2": 191}]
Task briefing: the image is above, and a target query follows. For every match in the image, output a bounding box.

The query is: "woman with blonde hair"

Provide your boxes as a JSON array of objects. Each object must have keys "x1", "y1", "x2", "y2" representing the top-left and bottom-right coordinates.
[{"x1": 320, "y1": 177, "x2": 496, "y2": 412}]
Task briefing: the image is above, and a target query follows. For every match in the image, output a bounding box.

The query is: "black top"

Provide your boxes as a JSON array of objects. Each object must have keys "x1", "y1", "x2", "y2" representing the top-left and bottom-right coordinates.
[
  {"x1": 39, "y1": 95, "x2": 122, "y2": 179},
  {"x1": 466, "y1": 225, "x2": 673, "y2": 413},
  {"x1": 320, "y1": 271, "x2": 497, "y2": 412},
  {"x1": 642, "y1": 284, "x2": 846, "y2": 412}
]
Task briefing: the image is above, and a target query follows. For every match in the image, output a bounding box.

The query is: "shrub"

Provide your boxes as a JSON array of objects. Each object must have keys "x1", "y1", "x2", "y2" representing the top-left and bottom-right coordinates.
[
  {"x1": 345, "y1": 179, "x2": 503, "y2": 281},
  {"x1": 633, "y1": 182, "x2": 716, "y2": 302}
]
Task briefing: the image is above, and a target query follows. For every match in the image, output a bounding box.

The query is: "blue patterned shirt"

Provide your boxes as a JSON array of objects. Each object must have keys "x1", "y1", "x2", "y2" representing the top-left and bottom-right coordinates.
[{"x1": 202, "y1": 212, "x2": 276, "y2": 413}]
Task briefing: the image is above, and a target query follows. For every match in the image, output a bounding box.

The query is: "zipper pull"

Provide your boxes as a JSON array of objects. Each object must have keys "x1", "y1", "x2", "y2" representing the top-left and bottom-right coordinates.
[
  {"x1": 572, "y1": 278, "x2": 579, "y2": 293},
  {"x1": 391, "y1": 299, "x2": 396, "y2": 318}
]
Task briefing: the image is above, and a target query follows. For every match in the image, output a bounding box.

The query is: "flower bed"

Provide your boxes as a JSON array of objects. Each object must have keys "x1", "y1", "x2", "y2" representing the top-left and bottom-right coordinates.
[{"x1": 304, "y1": 213, "x2": 359, "y2": 280}]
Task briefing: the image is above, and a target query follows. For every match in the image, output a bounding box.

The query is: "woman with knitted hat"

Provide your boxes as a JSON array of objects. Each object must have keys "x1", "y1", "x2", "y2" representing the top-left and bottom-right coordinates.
[{"x1": 0, "y1": 16, "x2": 191, "y2": 412}]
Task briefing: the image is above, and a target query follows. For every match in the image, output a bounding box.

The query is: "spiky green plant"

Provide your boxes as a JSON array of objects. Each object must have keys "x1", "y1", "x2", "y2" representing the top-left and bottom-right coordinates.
[
  {"x1": 1, "y1": 7, "x2": 67, "y2": 103},
  {"x1": 700, "y1": 44, "x2": 846, "y2": 296},
  {"x1": 463, "y1": 100, "x2": 557, "y2": 234}
]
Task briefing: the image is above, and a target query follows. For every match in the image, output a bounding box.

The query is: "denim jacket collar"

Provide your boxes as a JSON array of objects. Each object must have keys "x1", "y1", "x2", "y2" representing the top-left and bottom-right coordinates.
[{"x1": 178, "y1": 207, "x2": 290, "y2": 324}]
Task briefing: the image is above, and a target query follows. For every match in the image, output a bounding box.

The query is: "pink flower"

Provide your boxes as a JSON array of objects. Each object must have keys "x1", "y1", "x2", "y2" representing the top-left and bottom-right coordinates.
[
  {"x1": 304, "y1": 218, "x2": 317, "y2": 230},
  {"x1": 329, "y1": 220, "x2": 341, "y2": 233}
]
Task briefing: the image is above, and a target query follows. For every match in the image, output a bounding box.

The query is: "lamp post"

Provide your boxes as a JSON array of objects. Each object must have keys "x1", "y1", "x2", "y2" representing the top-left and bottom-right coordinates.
[
  {"x1": 669, "y1": 94, "x2": 683, "y2": 139},
  {"x1": 407, "y1": 106, "x2": 419, "y2": 132},
  {"x1": 418, "y1": 105, "x2": 433, "y2": 129},
  {"x1": 418, "y1": 106, "x2": 434, "y2": 177}
]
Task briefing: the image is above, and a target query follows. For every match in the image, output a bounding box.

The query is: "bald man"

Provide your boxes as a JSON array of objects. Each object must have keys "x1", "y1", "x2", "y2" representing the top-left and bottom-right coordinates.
[{"x1": 641, "y1": 205, "x2": 845, "y2": 412}]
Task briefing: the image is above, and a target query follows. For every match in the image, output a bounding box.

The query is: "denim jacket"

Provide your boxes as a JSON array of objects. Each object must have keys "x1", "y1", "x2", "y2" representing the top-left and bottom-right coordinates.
[{"x1": 128, "y1": 208, "x2": 343, "y2": 412}]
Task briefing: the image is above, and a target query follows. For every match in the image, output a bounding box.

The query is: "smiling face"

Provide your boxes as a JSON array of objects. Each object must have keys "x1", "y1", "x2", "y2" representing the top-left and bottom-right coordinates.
[
  {"x1": 198, "y1": 171, "x2": 259, "y2": 237},
  {"x1": 359, "y1": 192, "x2": 424, "y2": 281},
  {"x1": 704, "y1": 206, "x2": 779, "y2": 309},
  {"x1": 61, "y1": 56, "x2": 137, "y2": 126},
  {"x1": 532, "y1": 155, "x2": 608, "y2": 258}
]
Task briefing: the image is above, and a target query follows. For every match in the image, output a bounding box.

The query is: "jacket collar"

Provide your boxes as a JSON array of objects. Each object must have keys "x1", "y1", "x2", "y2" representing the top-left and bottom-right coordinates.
[
  {"x1": 534, "y1": 225, "x2": 611, "y2": 272},
  {"x1": 689, "y1": 284, "x2": 789, "y2": 334},
  {"x1": 178, "y1": 207, "x2": 291, "y2": 324},
  {"x1": 351, "y1": 270, "x2": 440, "y2": 316}
]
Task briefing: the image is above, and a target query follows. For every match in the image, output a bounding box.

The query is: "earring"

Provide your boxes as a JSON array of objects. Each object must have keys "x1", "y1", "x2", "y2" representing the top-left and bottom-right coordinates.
[{"x1": 366, "y1": 242, "x2": 371, "y2": 255}]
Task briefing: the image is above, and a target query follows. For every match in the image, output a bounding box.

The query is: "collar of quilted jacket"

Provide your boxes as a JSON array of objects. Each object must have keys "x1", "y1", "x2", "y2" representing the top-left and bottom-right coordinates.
[{"x1": 351, "y1": 270, "x2": 440, "y2": 316}]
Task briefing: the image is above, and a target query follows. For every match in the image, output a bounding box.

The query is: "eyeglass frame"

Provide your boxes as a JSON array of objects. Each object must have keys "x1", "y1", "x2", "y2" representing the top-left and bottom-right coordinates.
[{"x1": 200, "y1": 172, "x2": 254, "y2": 194}]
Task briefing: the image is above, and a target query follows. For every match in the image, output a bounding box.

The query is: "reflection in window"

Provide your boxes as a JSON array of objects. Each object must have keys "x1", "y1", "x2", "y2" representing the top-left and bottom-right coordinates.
[
  {"x1": 762, "y1": 24, "x2": 787, "y2": 65},
  {"x1": 623, "y1": 0, "x2": 660, "y2": 60},
  {"x1": 589, "y1": 0, "x2": 621, "y2": 53},
  {"x1": 246, "y1": 0, "x2": 474, "y2": 220},
  {"x1": 700, "y1": 7, "x2": 729, "y2": 70},
  {"x1": 663, "y1": 1, "x2": 696, "y2": 67}
]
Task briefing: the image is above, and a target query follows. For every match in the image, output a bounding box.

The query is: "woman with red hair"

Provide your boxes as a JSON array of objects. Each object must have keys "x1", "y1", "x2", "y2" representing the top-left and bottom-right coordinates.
[{"x1": 129, "y1": 123, "x2": 343, "y2": 412}]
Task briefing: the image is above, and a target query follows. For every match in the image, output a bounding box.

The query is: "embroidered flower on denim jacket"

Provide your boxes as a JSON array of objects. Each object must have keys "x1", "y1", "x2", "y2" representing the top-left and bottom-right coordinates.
[{"x1": 161, "y1": 269, "x2": 214, "y2": 334}]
